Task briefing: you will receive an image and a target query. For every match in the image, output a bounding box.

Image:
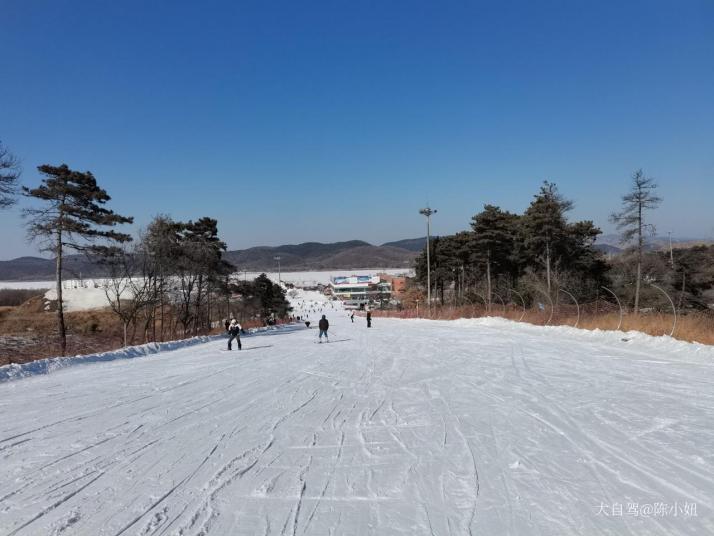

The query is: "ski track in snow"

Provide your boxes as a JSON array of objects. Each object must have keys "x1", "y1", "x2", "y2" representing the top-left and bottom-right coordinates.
[{"x1": 1, "y1": 294, "x2": 713, "y2": 535}]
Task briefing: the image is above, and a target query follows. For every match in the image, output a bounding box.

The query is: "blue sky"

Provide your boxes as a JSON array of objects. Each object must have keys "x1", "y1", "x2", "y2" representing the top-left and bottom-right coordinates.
[{"x1": 1, "y1": 0, "x2": 713, "y2": 260}]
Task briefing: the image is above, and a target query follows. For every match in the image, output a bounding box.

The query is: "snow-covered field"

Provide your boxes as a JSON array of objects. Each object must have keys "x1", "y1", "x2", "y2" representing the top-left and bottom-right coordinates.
[
  {"x1": 0, "y1": 268, "x2": 413, "y2": 291},
  {"x1": 1, "y1": 291, "x2": 713, "y2": 535},
  {"x1": 0, "y1": 268, "x2": 413, "y2": 312}
]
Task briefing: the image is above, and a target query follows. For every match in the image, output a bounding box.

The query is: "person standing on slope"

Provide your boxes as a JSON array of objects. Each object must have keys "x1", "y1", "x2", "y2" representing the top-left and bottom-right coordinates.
[
  {"x1": 318, "y1": 315, "x2": 329, "y2": 343},
  {"x1": 366, "y1": 310, "x2": 372, "y2": 328},
  {"x1": 227, "y1": 319, "x2": 242, "y2": 350},
  {"x1": 350, "y1": 312, "x2": 355, "y2": 323}
]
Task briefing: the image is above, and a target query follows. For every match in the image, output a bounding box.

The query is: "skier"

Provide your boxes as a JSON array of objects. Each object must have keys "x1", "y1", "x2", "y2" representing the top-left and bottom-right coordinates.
[
  {"x1": 366, "y1": 310, "x2": 372, "y2": 328},
  {"x1": 318, "y1": 315, "x2": 329, "y2": 343},
  {"x1": 227, "y1": 319, "x2": 242, "y2": 350},
  {"x1": 350, "y1": 312, "x2": 355, "y2": 323},
  {"x1": 224, "y1": 318, "x2": 230, "y2": 332}
]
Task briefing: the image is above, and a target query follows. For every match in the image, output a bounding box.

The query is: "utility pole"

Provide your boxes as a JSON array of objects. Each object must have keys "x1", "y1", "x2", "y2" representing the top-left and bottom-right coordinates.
[
  {"x1": 419, "y1": 207, "x2": 437, "y2": 313},
  {"x1": 274, "y1": 256, "x2": 282, "y2": 284}
]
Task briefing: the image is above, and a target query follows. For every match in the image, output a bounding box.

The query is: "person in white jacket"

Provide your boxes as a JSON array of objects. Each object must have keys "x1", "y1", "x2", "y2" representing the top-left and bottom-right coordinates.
[{"x1": 227, "y1": 319, "x2": 242, "y2": 350}]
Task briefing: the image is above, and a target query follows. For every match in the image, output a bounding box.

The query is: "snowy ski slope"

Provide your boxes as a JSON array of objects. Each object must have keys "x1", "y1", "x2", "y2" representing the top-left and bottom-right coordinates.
[{"x1": 1, "y1": 293, "x2": 713, "y2": 535}]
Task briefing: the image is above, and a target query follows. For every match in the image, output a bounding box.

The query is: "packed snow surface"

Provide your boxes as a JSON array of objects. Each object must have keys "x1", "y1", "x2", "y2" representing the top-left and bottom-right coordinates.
[{"x1": 1, "y1": 295, "x2": 713, "y2": 535}]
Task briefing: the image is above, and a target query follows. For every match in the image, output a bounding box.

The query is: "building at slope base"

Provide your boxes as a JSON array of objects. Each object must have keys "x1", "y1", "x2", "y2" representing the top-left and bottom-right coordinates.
[{"x1": 328, "y1": 273, "x2": 406, "y2": 308}]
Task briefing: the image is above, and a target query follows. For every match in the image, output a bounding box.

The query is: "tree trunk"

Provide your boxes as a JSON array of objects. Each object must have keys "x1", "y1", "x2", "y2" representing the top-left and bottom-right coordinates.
[
  {"x1": 207, "y1": 284, "x2": 212, "y2": 334},
  {"x1": 159, "y1": 277, "x2": 165, "y2": 342},
  {"x1": 486, "y1": 251, "x2": 492, "y2": 313},
  {"x1": 194, "y1": 275, "x2": 203, "y2": 336},
  {"x1": 634, "y1": 199, "x2": 643, "y2": 315},
  {"x1": 143, "y1": 309, "x2": 152, "y2": 343},
  {"x1": 55, "y1": 232, "x2": 67, "y2": 356},
  {"x1": 152, "y1": 278, "x2": 157, "y2": 342},
  {"x1": 545, "y1": 242, "x2": 551, "y2": 295},
  {"x1": 634, "y1": 259, "x2": 641, "y2": 314},
  {"x1": 130, "y1": 318, "x2": 138, "y2": 345}
]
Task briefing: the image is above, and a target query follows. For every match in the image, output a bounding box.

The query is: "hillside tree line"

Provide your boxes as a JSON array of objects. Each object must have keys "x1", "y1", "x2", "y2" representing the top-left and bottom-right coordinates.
[
  {"x1": 14, "y1": 160, "x2": 290, "y2": 353},
  {"x1": 414, "y1": 172, "x2": 713, "y2": 313}
]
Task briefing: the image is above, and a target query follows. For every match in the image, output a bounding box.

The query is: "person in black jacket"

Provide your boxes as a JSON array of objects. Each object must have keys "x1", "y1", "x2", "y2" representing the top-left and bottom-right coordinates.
[
  {"x1": 366, "y1": 310, "x2": 372, "y2": 328},
  {"x1": 318, "y1": 315, "x2": 329, "y2": 343},
  {"x1": 227, "y1": 319, "x2": 242, "y2": 350}
]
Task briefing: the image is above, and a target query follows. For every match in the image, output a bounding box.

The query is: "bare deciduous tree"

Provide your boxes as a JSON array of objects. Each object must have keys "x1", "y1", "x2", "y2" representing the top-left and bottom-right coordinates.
[{"x1": 102, "y1": 247, "x2": 154, "y2": 347}]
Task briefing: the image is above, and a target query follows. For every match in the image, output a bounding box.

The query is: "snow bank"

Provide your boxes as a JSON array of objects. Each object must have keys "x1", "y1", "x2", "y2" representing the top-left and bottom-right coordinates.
[
  {"x1": 449, "y1": 315, "x2": 714, "y2": 362},
  {"x1": 0, "y1": 336, "x2": 221, "y2": 383},
  {"x1": 43, "y1": 286, "x2": 118, "y2": 312},
  {"x1": 0, "y1": 324, "x2": 301, "y2": 383}
]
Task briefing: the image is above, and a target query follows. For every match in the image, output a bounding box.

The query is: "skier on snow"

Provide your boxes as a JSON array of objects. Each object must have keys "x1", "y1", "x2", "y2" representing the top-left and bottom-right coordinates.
[
  {"x1": 227, "y1": 319, "x2": 242, "y2": 350},
  {"x1": 318, "y1": 315, "x2": 329, "y2": 343}
]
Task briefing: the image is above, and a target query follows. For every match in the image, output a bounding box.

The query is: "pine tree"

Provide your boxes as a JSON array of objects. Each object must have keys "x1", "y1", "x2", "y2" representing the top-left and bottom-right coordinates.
[
  {"x1": 522, "y1": 182, "x2": 573, "y2": 294},
  {"x1": 183, "y1": 218, "x2": 230, "y2": 334},
  {"x1": 253, "y1": 273, "x2": 291, "y2": 319},
  {"x1": 23, "y1": 164, "x2": 133, "y2": 354},
  {"x1": 610, "y1": 169, "x2": 662, "y2": 314},
  {"x1": 471, "y1": 205, "x2": 520, "y2": 308},
  {"x1": 415, "y1": 236, "x2": 450, "y2": 305},
  {"x1": 141, "y1": 215, "x2": 183, "y2": 341},
  {"x1": 173, "y1": 217, "x2": 232, "y2": 335},
  {"x1": 0, "y1": 140, "x2": 21, "y2": 209},
  {"x1": 560, "y1": 220, "x2": 609, "y2": 298}
]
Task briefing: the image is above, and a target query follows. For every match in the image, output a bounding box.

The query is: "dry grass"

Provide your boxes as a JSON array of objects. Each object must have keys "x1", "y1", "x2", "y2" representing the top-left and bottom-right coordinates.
[
  {"x1": 0, "y1": 288, "x2": 47, "y2": 307},
  {"x1": 369, "y1": 305, "x2": 714, "y2": 346},
  {"x1": 0, "y1": 301, "x2": 291, "y2": 366}
]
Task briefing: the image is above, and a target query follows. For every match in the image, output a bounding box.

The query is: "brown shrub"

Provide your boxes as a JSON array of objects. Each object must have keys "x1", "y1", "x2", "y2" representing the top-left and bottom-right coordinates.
[{"x1": 0, "y1": 288, "x2": 47, "y2": 307}]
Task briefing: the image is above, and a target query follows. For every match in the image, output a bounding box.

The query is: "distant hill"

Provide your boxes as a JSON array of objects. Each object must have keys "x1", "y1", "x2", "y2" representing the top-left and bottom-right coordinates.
[
  {"x1": 0, "y1": 240, "x2": 419, "y2": 281},
  {"x1": 5, "y1": 234, "x2": 710, "y2": 281},
  {"x1": 593, "y1": 243, "x2": 623, "y2": 255},
  {"x1": 597, "y1": 234, "x2": 713, "y2": 253},
  {"x1": 0, "y1": 255, "x2": 106, "y2": 282},
  {"x1": 223, "y1": 240, "x2": 417, "y2": 271},
  {"x1": 381, "y1": 237, "x2": 427, "y2": 252}
]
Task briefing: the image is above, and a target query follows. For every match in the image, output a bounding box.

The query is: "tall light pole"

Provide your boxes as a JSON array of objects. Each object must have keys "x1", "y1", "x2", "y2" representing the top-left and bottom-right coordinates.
[
  {"x1": 274, "y1": 256, "x2": 282, "y2": 284},
  {"x1": 419, "y1": 207, "x2": 437, "y2": 312}
]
